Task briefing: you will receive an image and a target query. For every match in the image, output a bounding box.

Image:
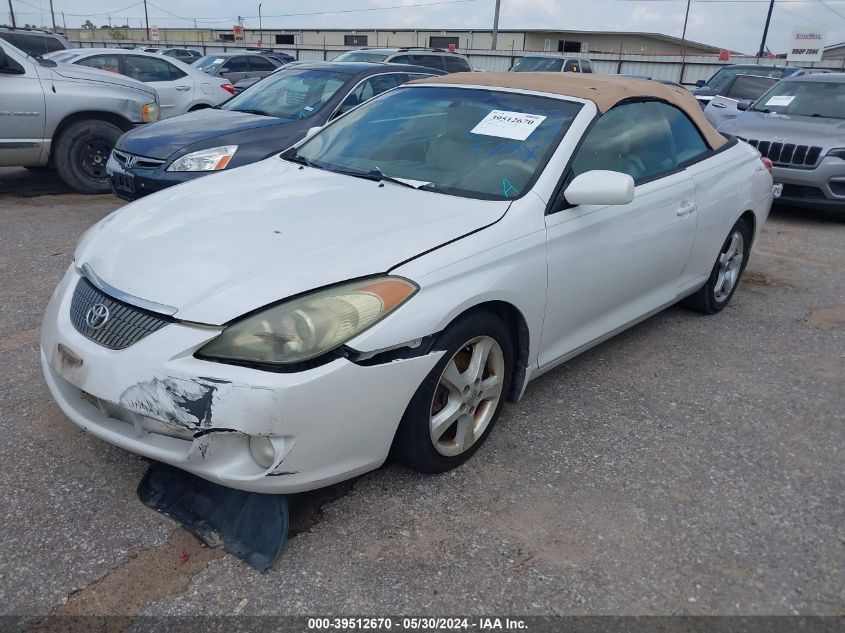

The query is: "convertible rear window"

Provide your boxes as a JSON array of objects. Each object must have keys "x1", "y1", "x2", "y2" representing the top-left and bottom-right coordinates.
[{"x1": 294, "y1": 86, "x2": 582, "y2": 200}]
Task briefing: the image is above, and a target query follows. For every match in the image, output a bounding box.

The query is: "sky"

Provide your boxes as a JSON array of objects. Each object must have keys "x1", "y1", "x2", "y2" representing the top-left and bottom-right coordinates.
[{"x1": 8, "y1": 0, "x2": 845, "y2": 55}]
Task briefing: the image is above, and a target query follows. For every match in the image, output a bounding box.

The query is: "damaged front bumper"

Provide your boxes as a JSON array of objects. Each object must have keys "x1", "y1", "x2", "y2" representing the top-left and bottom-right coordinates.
[{"x1": 41, "y1": 266, "x2": 443, "y2": 494}]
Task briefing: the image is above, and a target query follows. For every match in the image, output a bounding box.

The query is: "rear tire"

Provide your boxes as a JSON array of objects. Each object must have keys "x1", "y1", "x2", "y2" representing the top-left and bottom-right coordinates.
[
  {"x1": 391, "y1": 310, "x2": 513, "y2": 474},
  {"x1": 53, "y1": 119, "x2": 123, "y2": 194},
  {"x1": 684, "y1": 217, "x2": 751, "y2": 314}
]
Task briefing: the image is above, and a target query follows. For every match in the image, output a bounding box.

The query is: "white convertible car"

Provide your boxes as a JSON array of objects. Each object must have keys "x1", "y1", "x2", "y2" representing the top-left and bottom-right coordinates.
[{"x1": 41, "y1": 73, "x2": 774, "y2": 493}]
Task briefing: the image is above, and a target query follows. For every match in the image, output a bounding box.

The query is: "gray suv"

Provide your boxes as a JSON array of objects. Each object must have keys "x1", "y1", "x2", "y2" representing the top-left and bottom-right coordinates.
[
  {"x1": 718, "y1": 73, "x2": 845, "y2": 213},
  {"x1": 332, "y1": 48, "x2": 473, "y2": 73},
  {"x1": 0, "y1": 40, "x2": 160, "y2": 193},
  {"x1": 0, "y1": 26, "x2": 72, "y2": 57}
]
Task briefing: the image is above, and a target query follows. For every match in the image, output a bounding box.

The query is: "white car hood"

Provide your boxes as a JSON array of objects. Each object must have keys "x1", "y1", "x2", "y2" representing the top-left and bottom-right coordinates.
[{"x1": 77, "y1": 158, "x2": 509, "y2": 324}]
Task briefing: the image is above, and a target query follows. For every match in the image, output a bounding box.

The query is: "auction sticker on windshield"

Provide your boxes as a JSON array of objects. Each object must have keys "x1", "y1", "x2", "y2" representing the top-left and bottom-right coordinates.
[
  {"x1": 765, "y1": 96, "x2": 795, "y2": 107},
  {"x1": 471, "y1": 110, "x2": 547, "y2": 141}
]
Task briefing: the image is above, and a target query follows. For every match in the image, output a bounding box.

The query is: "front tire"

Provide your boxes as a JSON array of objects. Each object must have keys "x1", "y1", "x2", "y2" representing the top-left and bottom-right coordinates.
[
  {"x1": 53, "y1": 119, "x2": 123, "y2": 194},
  {"x1": 392, "y1": 311, "x2": 513, "y2": 474},
  {"x1": 684, "y1": 217, "x2": 751, "y2": 314}
]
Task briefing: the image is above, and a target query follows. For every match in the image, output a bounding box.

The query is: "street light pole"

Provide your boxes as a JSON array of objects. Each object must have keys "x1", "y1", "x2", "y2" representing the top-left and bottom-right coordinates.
[
  {"x1": 757, "y1": 0, "x2": 775, "y2": 59},
  {"x1": 48, "y1": 0, "x2": 56, "y2": 31},
  {"x1": 491, "y1": 0, "x2": 501, "y2": 50},
  {"x1": 258, "y1": 3, "x2": 262, "y2": 47},
  {"x1": 7, "y1": 0, "x2": 16, "y2": 27}
]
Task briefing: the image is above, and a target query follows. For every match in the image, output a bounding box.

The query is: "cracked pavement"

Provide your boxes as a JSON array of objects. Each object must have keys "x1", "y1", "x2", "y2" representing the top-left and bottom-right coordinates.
[{"x1": 0, "y1": 167, "x2": 842, "y2": 622}]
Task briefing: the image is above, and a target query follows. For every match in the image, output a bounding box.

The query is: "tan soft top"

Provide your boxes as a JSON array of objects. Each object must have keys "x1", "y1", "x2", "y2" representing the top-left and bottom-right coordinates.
[{"x1": 412, "y1": 72, "x2": 727, "y2": 150}]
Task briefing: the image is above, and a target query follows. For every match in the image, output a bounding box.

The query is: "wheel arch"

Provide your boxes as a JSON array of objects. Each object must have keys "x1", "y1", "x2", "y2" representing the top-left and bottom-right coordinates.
[
  {"x1": 49, "y1": 111, "x2": 133, "y2": 163},
  {"x1": 438, "y1": 300, "x2": 530, "y2": 404},
  {"x1": 739, "y1": 209, "x2": 757, "y2": 243}
]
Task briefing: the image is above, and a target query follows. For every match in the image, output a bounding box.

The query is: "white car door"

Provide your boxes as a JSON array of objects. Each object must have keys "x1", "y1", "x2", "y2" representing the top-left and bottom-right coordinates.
[
  {"x1": 540, "y1": 100, "x2": 708, "y2": 367},
  {"x1": 123, "y1": 55, "x2": 193, "y2": 117}
]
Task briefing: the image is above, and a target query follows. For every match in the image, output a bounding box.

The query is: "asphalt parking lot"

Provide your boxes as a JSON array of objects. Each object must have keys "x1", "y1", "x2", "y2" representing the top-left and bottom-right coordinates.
[{"x1": 0, "y1": 166, "x2": 842, "y2": 621}]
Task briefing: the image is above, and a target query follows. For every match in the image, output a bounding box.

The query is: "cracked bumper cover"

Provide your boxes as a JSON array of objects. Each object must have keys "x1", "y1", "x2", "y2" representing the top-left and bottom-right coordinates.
[{"x1": 41, "y1": 266, "x2": 443, "y2": 494}]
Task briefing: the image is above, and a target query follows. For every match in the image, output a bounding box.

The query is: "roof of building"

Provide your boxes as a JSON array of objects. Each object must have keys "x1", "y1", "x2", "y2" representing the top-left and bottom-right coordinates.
[{"x1": 414, "y1": 71, "x2": 727, "y2": 149}]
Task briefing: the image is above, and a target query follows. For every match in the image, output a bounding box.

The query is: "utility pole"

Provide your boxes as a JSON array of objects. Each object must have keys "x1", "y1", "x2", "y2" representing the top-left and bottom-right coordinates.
[
  {"x1": 679, "y1": 0, "x2": 691, "y2": 83},
  {"x1": 491, "y1": 0, "x2": 501, "y2": 50},
  {"x1": 258, "y1": 3, "x2": 262, "y2": 46},
  {"x1": 143, "y1": 0, "x2": 150, "y2": 41},
  {"x1": 757, "y1": 0, "x2": 775, "y2": 59},
  {"x1": 7, "y1": 0, "x2": 16, "y2": 27},
  {"x1": 61, "y1": 11, "x2": 66, "y2": 31},
  {"x1": 48, "y1": 0, "x2": 56, "y2": 31}
]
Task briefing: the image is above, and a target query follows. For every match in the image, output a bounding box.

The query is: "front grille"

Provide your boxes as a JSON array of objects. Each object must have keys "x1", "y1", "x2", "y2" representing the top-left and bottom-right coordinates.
[
  {"x1": 738, "y1": 138, "x2": 822, "y2": 168},
  {"x1": 780, "y1": 184, "x2": 826, "y2": 200},
  {"x1": 112, "y1": 149, "x2": 166, "y2": 170},
  {"x1": 70, "y1": 278, "x2": 171, "y2": 350}
]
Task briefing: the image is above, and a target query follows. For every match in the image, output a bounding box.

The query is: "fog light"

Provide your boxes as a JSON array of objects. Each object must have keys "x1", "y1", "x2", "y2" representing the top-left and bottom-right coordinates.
[{"x1": 249, "y1": 436, "x2": 276, "y2": 468}]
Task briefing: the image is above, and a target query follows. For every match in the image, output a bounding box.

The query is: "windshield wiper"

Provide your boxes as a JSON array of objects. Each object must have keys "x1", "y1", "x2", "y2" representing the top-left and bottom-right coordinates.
[
  {"x1": 280, "y1": 148, "x2": 319, "y2": 169},
  {"x1": 331, "y1": 167, "x2": 424, "y2": 189},
  {"x1": 235, "y1": 108, "x2": 272, "y2": 116}
]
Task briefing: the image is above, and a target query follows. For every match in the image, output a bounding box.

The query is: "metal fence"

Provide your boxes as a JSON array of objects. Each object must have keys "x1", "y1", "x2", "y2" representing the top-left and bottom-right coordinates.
[{"x1": 70, "y1": 39, "x2": 845, "y2": 85}]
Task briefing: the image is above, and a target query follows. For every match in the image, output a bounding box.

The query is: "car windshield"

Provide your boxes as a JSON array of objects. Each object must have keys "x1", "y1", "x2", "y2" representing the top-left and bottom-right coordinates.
[
  {"x1": 751, "y1": 80, "x2": 845, "y2": 119},
  {"x1": 193, "y1": 56, "x2": 226, "y2": 71},
  {"x1": 706, "y1": 66, "x2": 784, "y2": 92},
  {"x1": 292, "y1": 86, "x2": 582, "y2": 200},
  {"x1": 333, "y1": 51, "x2": 390, "y2": 62},
  {"x1": 511, "y1": 57, "x2": 564, "y2": 72},
  {"x1": 222, "y1": 68, "x2": 350, "y2": 119}
]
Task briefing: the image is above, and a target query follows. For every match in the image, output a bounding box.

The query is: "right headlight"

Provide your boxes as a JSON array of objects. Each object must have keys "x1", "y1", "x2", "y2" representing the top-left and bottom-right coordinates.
[
  {"x1": 167, "y1": 145, "x2": 238, "y2": 172},
  {"x1": 197, "y1": 276, "x2": 418, "y2": 368},
  {"x1": 827, "y1": 148, "x2": 845, "y2": 160}
]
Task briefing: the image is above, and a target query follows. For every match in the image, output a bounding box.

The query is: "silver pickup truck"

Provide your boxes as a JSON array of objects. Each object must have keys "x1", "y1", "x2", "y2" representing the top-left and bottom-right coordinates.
[{"x1": 0, "y1": 40, "x2": 160, "y2": 193}]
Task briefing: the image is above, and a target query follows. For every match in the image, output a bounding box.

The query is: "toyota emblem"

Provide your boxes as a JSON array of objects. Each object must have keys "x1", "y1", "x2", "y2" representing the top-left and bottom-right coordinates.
[{"x1": 85, "y1": 303, "x2": 110, "y2": 330}]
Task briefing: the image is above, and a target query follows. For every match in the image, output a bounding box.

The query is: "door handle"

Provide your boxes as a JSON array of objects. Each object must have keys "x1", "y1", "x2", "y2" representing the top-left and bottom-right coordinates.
[
  {"x1": 712, "y1": 102, "x2": 727, "y2": 109},
  {"x1": 677, "y1": 202, "x2": 696, "y2": 216},
  {"x1": 175, "y1": 85, "x2": 191, "y2": 91}
]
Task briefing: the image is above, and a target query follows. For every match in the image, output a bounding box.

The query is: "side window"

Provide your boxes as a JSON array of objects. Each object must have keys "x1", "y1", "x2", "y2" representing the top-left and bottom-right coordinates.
[
  {"x1": 78, "y1": 55, "x2": 121, "y2": 74},
  {"x1": 10, "y1": 32, "x2": 63, "y2": 55},
  {"x1": 580, "y1": 60, "x2": 593, "y2": 73},
  {"x1": 444, "y1": 56, "x2": 471, "y2": 73},
  {"x1": 662, "y1": 103, "x2": 709, "y2": 164},
  {"x1": 410, "y1": 54, "x2": 445, "y2": 70},
  {"x1": 249, "y1": 57, "x2": 276, "y2": 72},
  {"x1": 123, "y1": 56, "x2": 175, "y2": 82},
  {"x1": 389, "y1": 54, "x2": 410, "y2": 64},
  {"x1": 223, "y1": 57, "x2": 249, "y2": 72},
  {"x1": 571, "y1": 101, "x2": 707, "y2": 183},
  {"x1": 166, "y1": 61, "x2": 187, "y2": 80}
]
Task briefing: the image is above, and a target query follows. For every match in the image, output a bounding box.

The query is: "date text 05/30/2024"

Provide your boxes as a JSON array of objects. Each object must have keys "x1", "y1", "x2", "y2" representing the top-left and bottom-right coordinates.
[{"x1": 307, "y1": 617, "x2": 528, "y2": 630}]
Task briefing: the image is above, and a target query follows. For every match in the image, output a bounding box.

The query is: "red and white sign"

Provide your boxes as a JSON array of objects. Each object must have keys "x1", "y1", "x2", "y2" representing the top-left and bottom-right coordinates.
[
  {"x1": 150, "y1": 25, "x2": 160, "y2": 40},
  {"x1": 233, "y1": 25, "x2": 244, "y2": 41}
]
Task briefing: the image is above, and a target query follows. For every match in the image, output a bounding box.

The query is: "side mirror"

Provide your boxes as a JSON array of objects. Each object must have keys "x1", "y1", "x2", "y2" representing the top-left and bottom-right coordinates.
[
  {"x1": 695, "y1": 79, "x2": 706, "y2": 88},
  {"x1": 0, "y1": 46, "x2": 7, "y2": 68},
  {"x1": 563, "y1": 170, "x2": 635, "y2": 207},
  {"x1": 736, "y1": 99, "x2": 752, "y2": 112},
  {"x1": 0, "y1": 46, "x2": 24, "y2": 74}
]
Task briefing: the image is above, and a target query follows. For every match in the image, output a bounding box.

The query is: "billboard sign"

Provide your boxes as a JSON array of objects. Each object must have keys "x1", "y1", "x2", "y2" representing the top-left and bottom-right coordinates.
[{"x1": 787, "y1": 27, "x2": 826, "y2": 62}]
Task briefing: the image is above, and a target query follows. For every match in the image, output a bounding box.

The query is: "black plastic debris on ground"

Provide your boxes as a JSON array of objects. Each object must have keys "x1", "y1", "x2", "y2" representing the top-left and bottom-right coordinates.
[{"x1": 137, "y1": 462, "x2": 288, "y2": 572}]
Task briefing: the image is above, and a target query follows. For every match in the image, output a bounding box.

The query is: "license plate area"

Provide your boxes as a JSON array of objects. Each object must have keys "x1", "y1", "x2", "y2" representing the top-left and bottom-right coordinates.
[
  {"x1": 111, "y1": 172, "x2": 135, "y2": 194},
  {"x1": 773, "y1": 183, "x2": 783, "y2": 198}
]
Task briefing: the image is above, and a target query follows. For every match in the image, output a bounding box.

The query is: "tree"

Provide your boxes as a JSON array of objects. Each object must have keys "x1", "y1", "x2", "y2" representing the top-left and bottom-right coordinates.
[{"x1": 81, "y1": 20, "x2": 95, "y2": 30}]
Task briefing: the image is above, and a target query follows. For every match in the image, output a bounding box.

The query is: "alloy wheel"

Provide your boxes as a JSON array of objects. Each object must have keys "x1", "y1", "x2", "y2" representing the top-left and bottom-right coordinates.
[
  {"x1": 429, "y1": 335, "x2": 505, "y2": 457},
  {"x1": 714, "y1": 230, "x2": 745, "y2": 303}
]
